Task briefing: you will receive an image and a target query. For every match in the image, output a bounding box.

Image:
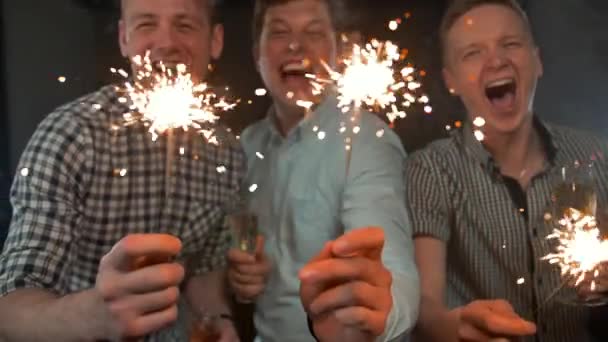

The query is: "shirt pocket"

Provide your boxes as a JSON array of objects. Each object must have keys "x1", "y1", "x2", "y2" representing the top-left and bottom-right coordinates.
[{"x1": 287, "y1": 190, "x2": 338, "y2": 265}]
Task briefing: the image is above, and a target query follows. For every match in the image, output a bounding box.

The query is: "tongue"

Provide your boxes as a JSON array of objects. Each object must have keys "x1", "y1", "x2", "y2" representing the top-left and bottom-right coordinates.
[{"x1": 490, "y1": 92, "x2": 515, "y2": 112}]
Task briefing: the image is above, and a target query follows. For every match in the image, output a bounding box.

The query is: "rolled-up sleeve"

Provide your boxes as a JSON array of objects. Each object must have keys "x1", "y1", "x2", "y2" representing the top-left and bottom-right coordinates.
[
  {"x1": 404, "y1": 151, "x2": 451, "y2": 242},
  {"x1": 0, "y1": 111, "x2": 91, "y2": 297},
  {"x1": 341, "y1": 124, "x2": 420, "y2": 341}
]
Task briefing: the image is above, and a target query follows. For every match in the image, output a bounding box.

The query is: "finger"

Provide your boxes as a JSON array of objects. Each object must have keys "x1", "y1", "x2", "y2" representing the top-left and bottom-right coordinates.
[
  {"x1": 216, "y1": 323, "x2": 240, "y2": 342},
  {"x1": 104, "y1": 234, "x2": 182, "y2": 271},
  {"x1": 125, "y1": 305, "x2": 179, "y2": 337},
  {"x1": 230, "y1": 261, "x2": 270, "y2": 277},
  {"x1": 299, "y1": 242, "x2": 335, "y2": 306},
  {"x1": 111, "y1": 287, "x2": 180, "y2": 315},
  {"x1": 231, "y1": 283, "x2": 264, "y2": 299},
  {"x1": 227, "y1": 248, "x2": 256, "y2": 264},
  {"x1": 308, "y1": 281, "x2": 381, "y2": 316},
  {"x1": 254, "y1": 235, "x2": 265, "y2": 258},
  {"x1": 229, "y1": 269, "x2": 266, "y2": 286},
  {"x1": 120, "y1": 263, "x2": 185, "y2": 295},
  {"x1": 331, "y1": 227, "x2": 384, "y2": 258},
  {"x1": 463, "y1": 308, "x2": 536, "y2": 336},
  {"x1": 333, "y1": 306, "x2": 385, "y2": 336},
  {"x1": 486, "y1": 300, "x2": 520, "y2": 319},
  {"x1": 458, "y1": 323, "x2": 493, "y2": 341},
  {"x1": 299, "y1": 257, "x2": 391, "y2": 288},
  {"x1": 311, "y1": 242, "x2": 335, "y2": 263}
]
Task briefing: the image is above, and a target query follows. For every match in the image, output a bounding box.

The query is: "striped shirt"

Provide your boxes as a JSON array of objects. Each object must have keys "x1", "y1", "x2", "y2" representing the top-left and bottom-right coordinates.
[
  {"x1": 0, "y1": 85, "x2": 245, "y2": 341},
  {"x1": 406, "y1": 118, "x2": 608, "y2": 342}
]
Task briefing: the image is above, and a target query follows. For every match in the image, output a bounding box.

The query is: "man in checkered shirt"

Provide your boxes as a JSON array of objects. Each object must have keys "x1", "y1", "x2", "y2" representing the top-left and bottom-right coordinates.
[
  {"x1": 0, "y1": 0, "x2": 244, "y2": 341},
  {"x1": 409, "y1": 0, "x2": 608, "y2": 341}
]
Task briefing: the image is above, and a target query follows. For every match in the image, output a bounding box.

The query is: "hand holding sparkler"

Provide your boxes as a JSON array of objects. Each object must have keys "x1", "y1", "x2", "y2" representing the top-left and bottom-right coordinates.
[
  {"x1": 227, "y1": 236, "x2": 270, "y2": 303},
  {"x1": 299, "y1": 227, "x2": 392, "y2": 342},
  {"x1": 447, "y1": 300, "x2": 536, "y2": 342},
  {"x1": 94, "y1": 234, "x2": 184, "y2": 339}
]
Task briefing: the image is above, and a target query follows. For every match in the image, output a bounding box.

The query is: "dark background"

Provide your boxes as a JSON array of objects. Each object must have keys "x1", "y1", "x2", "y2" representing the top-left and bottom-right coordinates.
[{"x1": 1, "y1": 0, "x2": 607, "y2": 246}]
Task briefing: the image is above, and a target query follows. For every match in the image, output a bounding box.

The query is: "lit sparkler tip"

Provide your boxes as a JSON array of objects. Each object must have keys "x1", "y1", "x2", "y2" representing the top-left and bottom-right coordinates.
[
  {"x1": 304, "y1": 38, "x2": 430, "y2": 126},
  {"x1": 543, "y1": 207, "x2": 608, "y2": 291},
  {"x1": 115, "y1": 53, "x2": 236, "y2": 142}
]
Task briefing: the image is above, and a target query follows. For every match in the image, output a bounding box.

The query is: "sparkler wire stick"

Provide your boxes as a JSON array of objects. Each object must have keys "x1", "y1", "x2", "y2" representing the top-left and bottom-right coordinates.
[{"x1": 165, "y1": 128, "x2": 175, "y2": 210}]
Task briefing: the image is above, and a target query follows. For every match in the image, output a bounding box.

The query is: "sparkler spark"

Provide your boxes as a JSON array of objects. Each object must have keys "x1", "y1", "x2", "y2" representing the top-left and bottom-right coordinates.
[
  {"x1": 255, "y1": 88, "x2": 267, "y2": 96},
  {"x1": 112, "y1": 53, "x2": 236, "y2": 142},
  {"x1": 543, "y1": 208, "x2": 608, "y2": 287}
]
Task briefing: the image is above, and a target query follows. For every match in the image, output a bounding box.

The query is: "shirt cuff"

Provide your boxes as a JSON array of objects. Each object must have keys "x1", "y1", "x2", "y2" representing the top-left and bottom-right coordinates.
[{"x1": 376, "y1": 274, "x2": 419, "y2": 341}]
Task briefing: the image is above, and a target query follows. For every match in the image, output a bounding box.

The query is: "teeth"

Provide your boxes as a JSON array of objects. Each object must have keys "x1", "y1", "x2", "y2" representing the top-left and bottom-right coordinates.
[
  {"x1": 282, "y1": 60, "x2": 310, "y2": 72},
  {"x1": 486, "y1": 78, "x2": 514, "y2": 88}
]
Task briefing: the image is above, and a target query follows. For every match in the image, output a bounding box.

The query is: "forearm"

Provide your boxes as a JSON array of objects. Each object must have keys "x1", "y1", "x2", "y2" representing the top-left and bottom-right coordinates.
[
  {"x1": 0, "y1": 288, "x2": 107, "y2": 341},
  {"x1": 412, "y1": 296, "x2": 458, "y2": 342},
  {"x1": 186, "y1": 269, "x2": 232, "y2": 316}
]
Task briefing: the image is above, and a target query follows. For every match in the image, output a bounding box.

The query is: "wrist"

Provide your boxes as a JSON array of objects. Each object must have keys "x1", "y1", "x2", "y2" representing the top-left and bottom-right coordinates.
[{"x1": 82, "y1": 288, "x2": 115, "y2": 340}]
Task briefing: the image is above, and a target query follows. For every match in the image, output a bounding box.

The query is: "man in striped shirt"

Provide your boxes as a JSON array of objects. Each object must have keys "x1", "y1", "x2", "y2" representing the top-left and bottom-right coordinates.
[{"x1": 407, "y1": 0, "x2": 608, "y2": 341}]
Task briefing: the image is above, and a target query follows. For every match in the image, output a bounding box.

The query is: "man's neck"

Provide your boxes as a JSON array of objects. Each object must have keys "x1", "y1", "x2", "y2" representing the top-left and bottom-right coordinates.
[
  {"x1": 273, "y1": 101, "x2": 306, "y2": 137},
  {"x1": 482, "y1": 116, "x2": 547, "y2": 188}
]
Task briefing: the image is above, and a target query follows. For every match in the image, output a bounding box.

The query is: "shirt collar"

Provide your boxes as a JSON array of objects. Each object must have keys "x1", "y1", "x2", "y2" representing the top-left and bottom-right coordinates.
[
  {"x1": 263, "y1": 94, "x2": 340, "y2": 143},
  {"x1": 458, "y1": 116, "x2": 559, "y2": 175}
]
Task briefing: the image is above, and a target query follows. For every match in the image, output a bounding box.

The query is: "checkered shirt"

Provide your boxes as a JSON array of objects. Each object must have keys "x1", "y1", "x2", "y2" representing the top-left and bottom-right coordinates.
[
  {"x1": 0, "y1": 85, "x2": 245, "y2": 341},
  {"x1": 406, "y1": 119, "x2": 608, "y2": 342}
]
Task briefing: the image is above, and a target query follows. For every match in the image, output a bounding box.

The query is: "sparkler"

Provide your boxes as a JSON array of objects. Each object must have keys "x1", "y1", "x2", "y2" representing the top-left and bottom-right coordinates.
[
  {"x1": 113, "y1": 53, "x2": 237, "y2": 142},
  {"x1": 540, "y1": 207, "x2": 608, "y2": 307},
  {"x1": 307, "y1": 39, "x2": 429, "y2": 125},
  {"x1": 112, "y1": 52, "x2": 237, "y2": 204},
  {"x1": 543, "y1": 208, "x2": 608, "y2": 288},
  {"x1": 303, "y1": 38, "x2": 430, "y2": 174}
]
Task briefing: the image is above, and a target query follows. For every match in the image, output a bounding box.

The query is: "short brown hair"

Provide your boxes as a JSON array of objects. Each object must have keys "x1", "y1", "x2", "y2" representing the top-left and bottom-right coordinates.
[
  {"x1": 439, "y1": 0, "x2": 533, "y2": 64},
  {"x1": 252, "y1": 0, "x2": 347, "y2": 45},
  {"x1": 120, "y1": 0, "x2": 224, "y2": 24}
]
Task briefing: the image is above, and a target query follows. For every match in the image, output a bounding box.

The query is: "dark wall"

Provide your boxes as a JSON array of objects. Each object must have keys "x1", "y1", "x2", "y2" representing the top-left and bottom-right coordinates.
[
  {"x1": 528, "y1": 0, "x2": 608, "y2": 135},
  {"x1": 2, "y1": 0, "x2": 101, "y2": 172}
]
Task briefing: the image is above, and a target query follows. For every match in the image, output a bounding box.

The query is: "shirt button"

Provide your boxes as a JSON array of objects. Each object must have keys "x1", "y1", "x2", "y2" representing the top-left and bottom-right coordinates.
[
  {"x1": 537, "y1": 277, "x2": 543, "y2": 285},
  {"x1": 532, "y1": 229, "x2": 538, "y2": 237}
]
